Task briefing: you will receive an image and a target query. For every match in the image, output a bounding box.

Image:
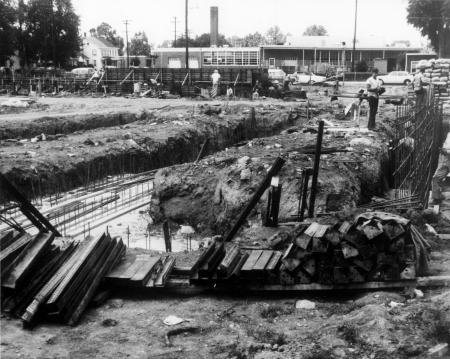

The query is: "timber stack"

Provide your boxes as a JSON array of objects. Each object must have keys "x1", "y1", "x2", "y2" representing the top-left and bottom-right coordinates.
[{"x1": 1, "y1": 231, "x2": 125, "y2": 327}]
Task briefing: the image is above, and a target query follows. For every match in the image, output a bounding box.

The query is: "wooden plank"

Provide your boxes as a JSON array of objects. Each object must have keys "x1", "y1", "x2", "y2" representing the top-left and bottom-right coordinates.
[
  {"x1": 0, "y1": 233, "x2": 32, "y2": 267},
  {"x1": 2, "y1": 231, "x2": 54, "y2": 289},
  {"x1": 116, "y1": 260, "x2": 146, "y2": 280},
  {"x1": 145, "y1": 259, "x2": 164, "y2": 288},
  {"x1": 229, "y1": 252, "x2": 249, "y2": 278},
  {"x1": 240, "y1": 250, "x2": 263, "y2": 272},
  {"x1": 190, "y1": 242, "x2": 215, "y2": 275},
  {"x1": 338, "y1": 221, "x2": 352, "y2": 234},
  {"x1": 45, "y1": 234, "x2": 105, "y2": 308},
  {"x1": 10, "y1": 244, "x2": 77, "y2": 317},
  {"x1": 295, "y1": 234, "x2": 311, "y2": 250},
  {"x1": 154, "y1": 257, "x2": 176, "y2": 287},
  {"x1": 0, "y1": 230, "x2": 19, "y2": 251},
  {"x1": 67, "y1": 240, "x2": 125, "y2": 326},
  {"x1": 218, "y1": 245, "x2": 240, "y2": 277},
  {"x1": 170, "y1": 266, "x2": 191, "y2": 276},
  {"x1": 60, "y1": 238, "x2": 119, "y2": 321},
  {"x1": 252, "y1": 250, "x2": 273, "y2": 272},
  {"x1": 265, "y1": 251, "x2": 282, "y2": 271},
  {"x1": 21, "y1": 240, "x2": 87, "y2": 324},
  {"x1": 129, "y1": 256, "x2": 161, "y2": 286},
  {"x1": 313, "y1": 224, "x2": 330, "y2": 238},
  {"x1": 49, "y1": 236, "x2": 111, "y2": 313},
  {"x1": 105, "y1": 251, "x2": 136, "y2": 280},
  {"x1": 304, "y1": 223, "x2": 319, "y2": 237}
]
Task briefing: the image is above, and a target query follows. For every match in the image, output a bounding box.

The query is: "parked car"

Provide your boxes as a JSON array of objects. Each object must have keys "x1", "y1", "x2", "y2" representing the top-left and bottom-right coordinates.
[
  {"x1": 377, "y1": 71, "x2": 413, "y2": 85},
  {"x1": 291, "y1": 71, "x2": 327, "y2": 84},
  {"x1": 71, "y1": 67, "x2": 95, "y2": 78},
  {"x1": 268, "y1": 68, "x2": 286, "y2": 81}
]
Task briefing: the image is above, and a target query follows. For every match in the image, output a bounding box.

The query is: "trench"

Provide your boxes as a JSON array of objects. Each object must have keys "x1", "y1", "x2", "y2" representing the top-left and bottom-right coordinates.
[{"x1": 1, "y1": 107, "x2": 302, "y2": 203}]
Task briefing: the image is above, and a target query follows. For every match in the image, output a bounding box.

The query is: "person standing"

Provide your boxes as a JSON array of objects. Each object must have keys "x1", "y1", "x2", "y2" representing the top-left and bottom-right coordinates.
[
  {"x1": 211, "y1": 69, "x2": 221, "y2": 98},
  {"x1": 366, "y1": 68, "x2": 381, "y2": 130},
  {"x1": 226, "y1": 85, "x2": 233, "y2": 100},
  {"x1": 431, "y1": 146, "x2": 450, "y2": 204},
  {"x1": 413, "y1": 64, "x2": 427, "y2": 112}
]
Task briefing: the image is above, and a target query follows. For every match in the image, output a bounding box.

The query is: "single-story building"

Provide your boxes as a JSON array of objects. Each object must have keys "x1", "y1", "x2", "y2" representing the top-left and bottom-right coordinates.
[{"x1": 153, "y1": 36, "x2": 423, "y2": 74}]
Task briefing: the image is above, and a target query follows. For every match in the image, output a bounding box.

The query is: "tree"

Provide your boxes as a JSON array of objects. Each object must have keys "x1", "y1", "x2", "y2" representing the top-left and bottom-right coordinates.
[
  {"x1": 407, "y1": 0, "x2": 450, "y2": 57},
  {"x1": 303, "y1": 25, "x2": 328, "y2": 36},
  {"x1": 243, "y1": 32, "x2": 266, "y2": 46},
  {"x1": 130, "y1": 31, "x2": 151, "y2": 56},
  {"x1": 172, "y1": 33, "x2": 230, "y2": 47},
  {"x1": 95, "y1": 22, "x2": 124, "y2": 55},
  {"x1": 0, "y1": 0, "x2": 17, "y2": 64},
  {"x1": 265, "y1": 26, "x2": 286, "y2": 45},
  {"x1": 159, "y1": 39, "x2": 172, "y2": 48},
  {"x1": 25, "y1": 0, "x2": 80, "y2": 66}
]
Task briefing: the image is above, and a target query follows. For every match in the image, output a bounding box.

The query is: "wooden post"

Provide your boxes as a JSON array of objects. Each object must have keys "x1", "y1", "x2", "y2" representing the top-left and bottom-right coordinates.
[
  {"x1": 195, "y1": 138, "x2": 209, "y2": 163},
  {"x1": 225, "y1": 157, "x2": 285, "y2": 241},
  {"x1": 308, "y1": 120, "x2": 324, "y2": 218},
  {"x1": 264, "y1": 180, "x2": 282, "y2": 227},
  {"x1": 163, "y1": 220, "x2": 172, "y2": 252},
  {"x1": 298, "y1": 168, "x2": 312, "y2": 221}
]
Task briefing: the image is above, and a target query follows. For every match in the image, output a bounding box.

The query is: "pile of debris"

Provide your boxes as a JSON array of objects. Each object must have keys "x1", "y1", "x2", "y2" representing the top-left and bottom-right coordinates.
[{"x1": 1, "y1": 230, "x2": 124, "y2": 327}]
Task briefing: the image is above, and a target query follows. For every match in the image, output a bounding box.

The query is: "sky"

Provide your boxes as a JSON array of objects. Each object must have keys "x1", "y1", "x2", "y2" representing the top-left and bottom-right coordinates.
[{"x1": 72, "y1": 0, "x2": 426, "y2": 47}]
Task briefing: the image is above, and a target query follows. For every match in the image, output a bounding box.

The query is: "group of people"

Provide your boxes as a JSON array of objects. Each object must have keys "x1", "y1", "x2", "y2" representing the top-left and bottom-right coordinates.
[{"x1": 364, "y1": 64, "x2": 427, "y2": 130}]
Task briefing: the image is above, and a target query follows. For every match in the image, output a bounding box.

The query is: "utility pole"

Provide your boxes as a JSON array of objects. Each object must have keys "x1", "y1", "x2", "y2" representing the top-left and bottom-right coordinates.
[
  {"x1": 351, "y1": 0, "x2": 358, "y2": 73},
  {"x1": 124, "y1": 20, "x2": 130, "y2": 68},
  {"x1": 185, "y1": 0, "x2": 189, "y2": 71},
  {"x1": 172, "y1": 17, "x2": 179, "y2": 47},
  {"x1": 50, "y1": 0, "x2": 56, "y2": 67}
]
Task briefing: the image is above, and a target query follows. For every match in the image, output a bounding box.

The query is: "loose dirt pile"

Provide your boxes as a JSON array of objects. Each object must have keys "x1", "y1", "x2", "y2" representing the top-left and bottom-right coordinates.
[{"x1": 150, "y1": 117, "x2": 390, "y2": 237}]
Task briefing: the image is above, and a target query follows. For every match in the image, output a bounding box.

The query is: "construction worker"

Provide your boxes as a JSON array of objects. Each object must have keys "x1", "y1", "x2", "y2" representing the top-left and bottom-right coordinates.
[
  {"x1": 366, "y1": 68, "x2": 381, "y2": 130},
  {"x1": 211, "y1": 69, "x2": 221, "y2": 98},
  {"x1": 431, "y1": 146, "x2": 450, "y2": 204},
  {"x1": 226, "y1": 85, "x2": 233, "y2": 100},
  {"x1": 413, "y1": 64, "x2": 427, "y2": 112}
]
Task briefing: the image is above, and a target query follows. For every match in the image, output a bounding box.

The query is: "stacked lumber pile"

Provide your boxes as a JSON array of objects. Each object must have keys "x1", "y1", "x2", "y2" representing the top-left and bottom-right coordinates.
[
  {"x1": 417, "y1": 58, "x2": 450, "y2": 102},
  {"x1": 1, "y1": 230, "x2": 125, "y2": 327},
  {"x1": 105, "y1": 253, "x2": 175, "y2": 288},
  {"x1": 189, "y1": 241, "x2": 283, "y2": 283},
  {"x1": 279, "y1": 212, "x2": 430, "y2": 285}
]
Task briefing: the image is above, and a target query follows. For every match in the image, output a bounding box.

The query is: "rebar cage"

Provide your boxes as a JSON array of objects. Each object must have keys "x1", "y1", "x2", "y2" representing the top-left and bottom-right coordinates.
[{"x1": 391, "y1": 86, "x2": 443, "y2": 208}]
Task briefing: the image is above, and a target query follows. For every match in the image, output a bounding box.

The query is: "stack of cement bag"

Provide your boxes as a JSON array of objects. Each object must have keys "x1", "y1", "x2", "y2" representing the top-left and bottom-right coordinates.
[{"x1": 416, "y1": 58, "x2": 450, "y2": 102}]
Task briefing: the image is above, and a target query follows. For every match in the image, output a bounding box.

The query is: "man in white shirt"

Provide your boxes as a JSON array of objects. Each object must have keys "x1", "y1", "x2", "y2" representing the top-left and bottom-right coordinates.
[
  {"x1": 413, "y1": 65, "x2": 427, "y2": 112},
  {"x1": 366, "y1": 68, "x2": 381, "y2": 130},
  {"x1": 226, "y1": 85, "x2": 233, "y2": 100},
  {"x1": 211, "y1": 69, "x2": 221, "y2": 98}
]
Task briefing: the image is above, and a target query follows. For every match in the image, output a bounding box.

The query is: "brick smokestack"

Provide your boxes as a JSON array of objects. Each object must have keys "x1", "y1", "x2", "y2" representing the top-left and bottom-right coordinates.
[{"x1": 210, "y1": 6, "x2": 218, "y2": 47}]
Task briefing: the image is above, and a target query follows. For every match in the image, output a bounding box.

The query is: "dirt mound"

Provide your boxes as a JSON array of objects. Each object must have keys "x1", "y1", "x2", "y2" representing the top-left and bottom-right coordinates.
[{"x1": 150, "y1": 126, "x2": 388, "y2": 236}]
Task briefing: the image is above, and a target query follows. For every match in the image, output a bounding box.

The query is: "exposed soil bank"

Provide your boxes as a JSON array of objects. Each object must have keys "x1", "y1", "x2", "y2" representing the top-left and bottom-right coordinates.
[
  {"x1": 0, "y1": 111, "x2": 153, "y2": 140},
  {"x1": 0, "y1": 103, "x2": 307, "y2": 201},
  {"x1": 149, "y1": 120, "x2": 389, "y2": 236}
]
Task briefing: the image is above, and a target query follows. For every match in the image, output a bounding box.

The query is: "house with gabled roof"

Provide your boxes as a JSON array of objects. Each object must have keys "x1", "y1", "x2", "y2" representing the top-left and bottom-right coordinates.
[{"x1": 82, "y1": 36, "x2": 120, "y2": 68}]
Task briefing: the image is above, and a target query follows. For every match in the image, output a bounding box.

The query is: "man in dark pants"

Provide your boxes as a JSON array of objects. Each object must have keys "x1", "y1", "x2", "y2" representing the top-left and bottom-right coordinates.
[
  {"x1": 366, "y1": 68, "x2": 381, "y2": 130},
  {"x1": 431, "y1": 146, "x2": 450, "y2": 204}
]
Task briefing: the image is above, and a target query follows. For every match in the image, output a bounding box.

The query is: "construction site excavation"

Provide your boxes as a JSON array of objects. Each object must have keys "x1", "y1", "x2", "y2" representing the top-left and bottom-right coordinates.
[{"x1": 2, "y1": 1, "x2": 450, "y2": 358}]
